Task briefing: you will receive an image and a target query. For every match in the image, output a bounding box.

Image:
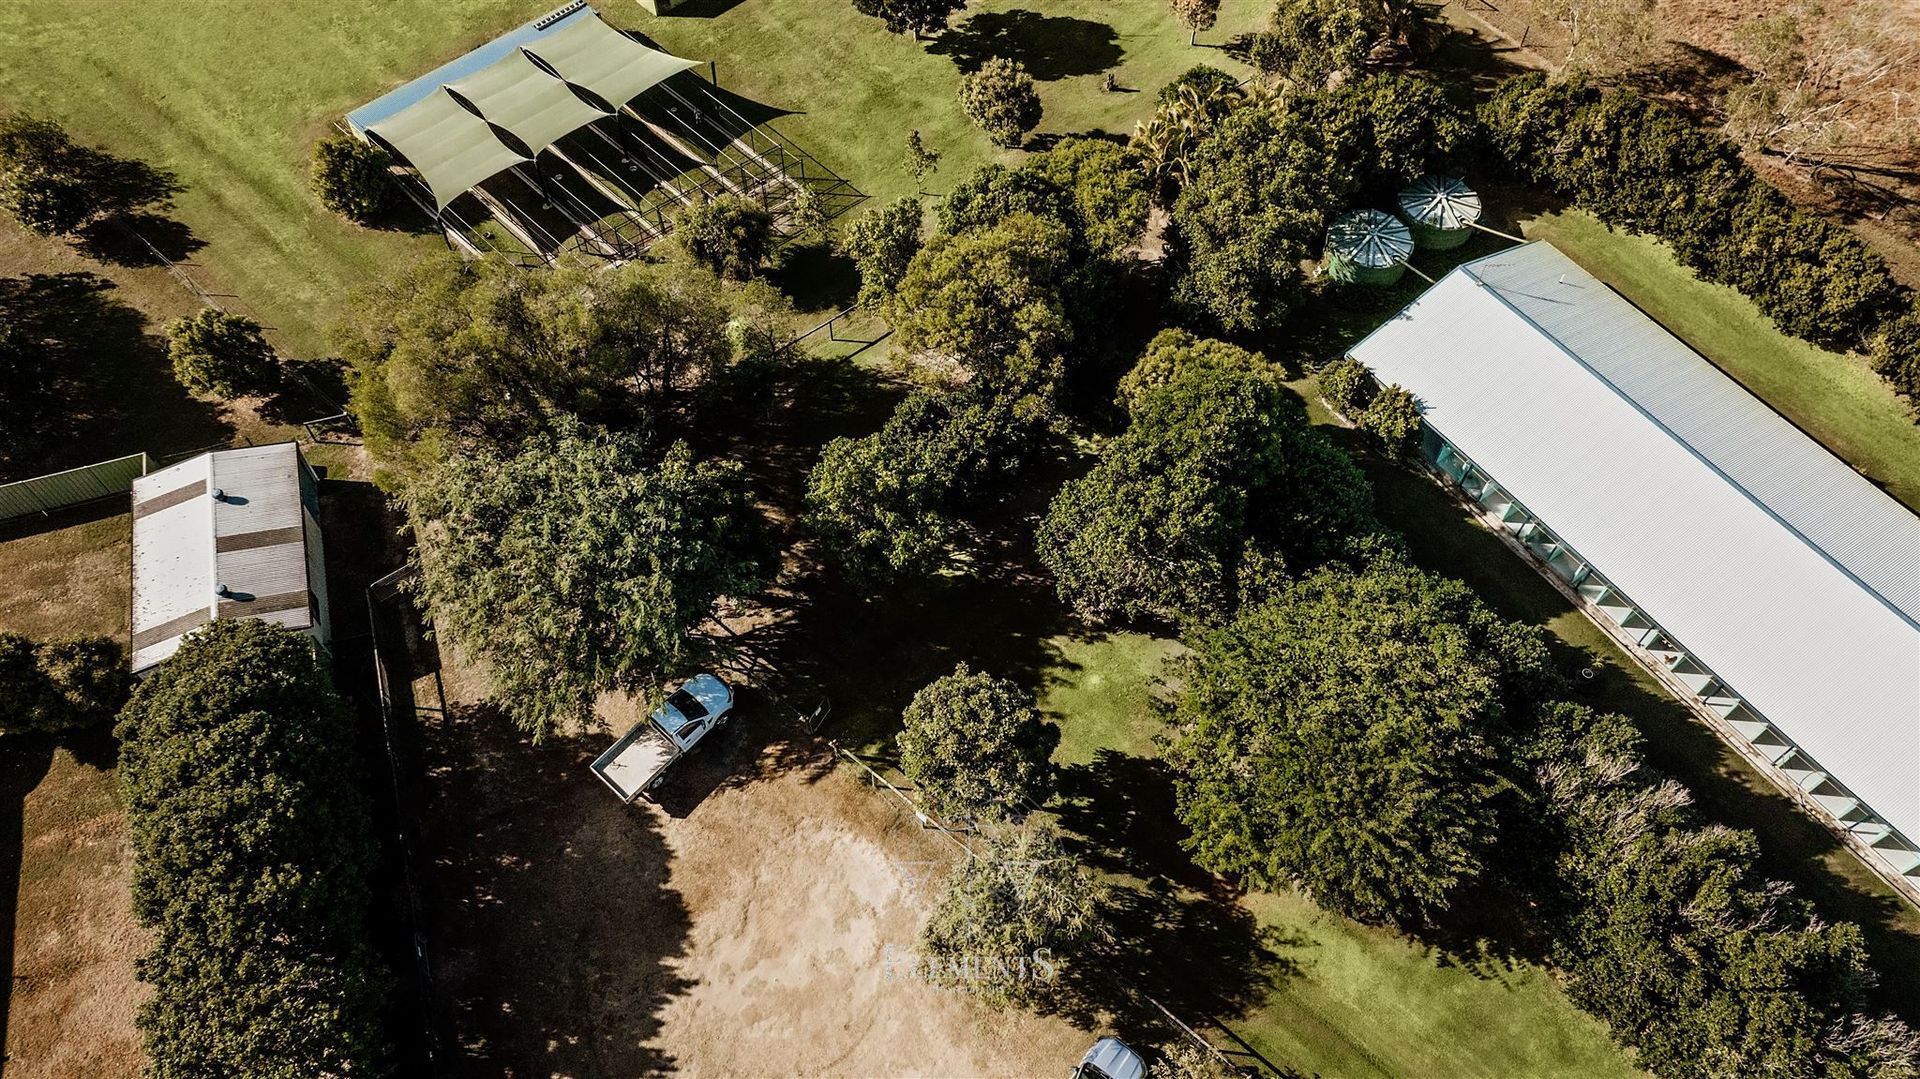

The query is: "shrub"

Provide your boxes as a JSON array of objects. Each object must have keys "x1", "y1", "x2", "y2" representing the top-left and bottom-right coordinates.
[
  {"x1": 675, "y1": 195, "x2": 775, "y2": 280},
  {"x1": 898, "y1": 663, "x2": 1058, "y2": 821},
  {"x1": 0, "y1": 633, "x2": 130, "y2": 736},
  {"x1": 0, "y1": 114, "x2": 178, "y2": 236},
  {"x1": 116, "y1": 620, "x2": 388, "y2": 1076},
  {"x1": 906, "y1": 129, "x2": 941, "y2": 180},
  {"x1": 1317, "y1": 355, "x2": 1374, "y2": 416},
  {"x1": 310, "y1": 132, "x2": 398, "y2": 223},
  {"x1": 1480, "y1": 75, "x2": 1908, "y2": 353},
  {"x1": 1356, "y1": 383, "x2": 1419, "y2": 454},
  {"x1": 960, "y1": 58, "x2": 1042, "y2": 148},
  {"x1": 918, "y1": 821, "x2": 1110, "y2": 1010},
  {"x1": 165, "y1": 308, "x2": 280, "y2": 398},
  {"x1": 841, "y1": 197, "x2": 924, "y2": 308},
  {"x1": 1869, "y1": 306, "x2": 1920, "y2": 403}
]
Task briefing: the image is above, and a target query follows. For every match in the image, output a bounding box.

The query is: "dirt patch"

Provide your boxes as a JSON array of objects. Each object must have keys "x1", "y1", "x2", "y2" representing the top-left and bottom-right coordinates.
[
  {"x1": 2, "y1": 737, "x2": 148, "y2": 1078},
  {"x1": 413, "y1": 670, "x2": 1091, "y2": 1077}
]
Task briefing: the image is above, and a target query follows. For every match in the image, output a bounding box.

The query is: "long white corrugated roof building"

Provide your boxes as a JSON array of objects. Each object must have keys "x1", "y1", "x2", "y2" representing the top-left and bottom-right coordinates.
[
  {"x1": 129, "y1": 442, "x2": 330, "y2": 674},
  {"x1": 1349, "y1": 241, "x2": 1920, "y2": 895}
]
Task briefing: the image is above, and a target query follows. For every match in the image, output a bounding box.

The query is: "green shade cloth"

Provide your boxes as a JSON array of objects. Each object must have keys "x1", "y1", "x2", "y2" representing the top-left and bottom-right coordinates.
[
  {"x1": 448, "y1": 50, "x2": 610, "y2": 155},
  {"x1": 523, "y1": 13, "x2": 703, "y2": 108},
  {"x1": 367, "y1": 88, "x2": 531, "y2": 211}
]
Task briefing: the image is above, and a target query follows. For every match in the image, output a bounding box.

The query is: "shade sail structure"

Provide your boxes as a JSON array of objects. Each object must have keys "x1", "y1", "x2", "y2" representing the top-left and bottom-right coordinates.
[
  {"x1": 367, "y1": 89, "x2": 531, "y2": 210},
  {"x1": 1349, "y1": 241, "x2": 1920, "y2": 853},
  {"x1": 523, "y1": 13, "x2": 703, "y2": 109},
  {"x1": 448, "y1": 50, "x2": 610, "y2": 154}
]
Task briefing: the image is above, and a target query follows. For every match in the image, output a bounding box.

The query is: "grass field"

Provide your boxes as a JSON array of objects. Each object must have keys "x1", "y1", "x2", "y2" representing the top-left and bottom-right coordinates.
[
  {"x1": 0, "y1": 0, "x2": 1260, "y2": 357},
  {"x1": 1523, "y1": 209, "x2": 1920, "y2": 512}
]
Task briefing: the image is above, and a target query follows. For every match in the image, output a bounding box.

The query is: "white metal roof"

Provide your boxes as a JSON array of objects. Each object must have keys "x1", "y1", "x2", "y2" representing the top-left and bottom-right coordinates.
[
  {"x1": 1350, "y1": 241, "x2": 1920, "y2": 844},
  {"x1": 130, "y1": 443, "x2": 319, "y2": 673}
]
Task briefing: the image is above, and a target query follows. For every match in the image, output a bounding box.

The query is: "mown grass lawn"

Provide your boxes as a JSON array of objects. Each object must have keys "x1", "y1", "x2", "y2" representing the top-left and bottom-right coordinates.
[
  {"x1": 0, "y1": 0, "x2": 1260, "y2": 356},
  {"x1": 1029, "y1": 630, "x2": 1645, "y2": 1078},
  {"x1": 1522, "y1": 209, "x2": 1920, "y2": 512}
]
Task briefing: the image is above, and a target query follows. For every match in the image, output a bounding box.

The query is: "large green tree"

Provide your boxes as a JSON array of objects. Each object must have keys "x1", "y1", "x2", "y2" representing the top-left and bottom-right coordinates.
[
  {"x1": 116, "y1": 620, "x2": 387, "y2": 1078},
  {"x1": 1039, "y1": 344, "x2": 1378, "y2": 624},
  {"x1": 674, "y1": 195, "x2": 775, "y2": 281},
  {"x1": 852, "y1": 0, "x2": 966, "y2": 38},
  {"x1": 343, "y1": 254, "x2": 779, "y2": 487},
  {"x1": 1165, "y1": 561, "x2": 1555, "y2": 922},
  {"x1": 897, "y1": 663, "x2": 1059, "y2": 821},
  {"x1": 917, "y1": 821, "x2": 1110, "y2": 1011},
  {"x1": 1022, "y1": 137, "x2": 1152, "y2": 258},
  {"x1": 310, "y1": 132, "x2": 399, "y2": 224},
  {"x1": 883, "y1": 211, "x2": 1082, "y2": 385},
  {"x1": 1522, "y1": 703, "x2": 1920, "y2": 1078},
  {"x1": 406, "y1": 419, "x2": 773, "y2": 736},
  {"x1": 805, "y1": 384, "x2": 1037, "y2": 584}
]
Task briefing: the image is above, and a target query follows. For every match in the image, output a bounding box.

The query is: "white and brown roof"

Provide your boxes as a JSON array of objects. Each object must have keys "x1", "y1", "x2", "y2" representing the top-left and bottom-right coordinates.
[{"x1": 130, "y1": 443, "x2": 323, "y2": 673}]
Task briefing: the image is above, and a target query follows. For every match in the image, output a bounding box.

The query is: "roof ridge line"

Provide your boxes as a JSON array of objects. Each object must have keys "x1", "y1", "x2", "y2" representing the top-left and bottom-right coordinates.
[{"x1": 1461, "y1": 259, "x2": 1920, "y2": 634}]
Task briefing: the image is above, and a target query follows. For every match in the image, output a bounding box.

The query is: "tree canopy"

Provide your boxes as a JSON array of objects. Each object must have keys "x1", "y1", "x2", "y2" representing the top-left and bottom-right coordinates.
[
  {"x1": 116, "y1": 620, "x2": 387, "y2": 1078},
  {"x1": 897, "y1": 663, "x2": 1058, "y2": 821},
  {"x1": 406, "y1": 418, "x2": 773, "y2": 736},
  {"x1": 960, "y1": 58, "x2": 1043, "y2": 148},
  {"x1": 165, "y1": 308, "x2": 280, "y2": 399},
  {"x1": 1039, "y1": 342, "x2": 1379, "y2": 624},
  {"x1": 918, "y1": 821, "x2": 1110, "y2": 1011},
  {"x1": 0, "y1": 633, "x2": 129, "y2": 735},
  {"x1": 310, "y1": 132, "x2": 399, "y2": 224},
  {"x1": 852, "y1": 0, "x2": 967, "y2": 38},
  {"x1": 343, "y1": 254, "x2": 784, "y2": 488},
  {"x1": 805, "y1": 383, "x2": 1038, "y2": 584},
  {"x1": 1165, "y1": 561, "x2": 1555, "y2": 922},
  {"x1": 841, "y1": 196, "x2": 924, "y2": 309},
  {"x1": 0, "y1": 114, "x2": 179, "y2": 237},
  {"x1": 674, "y1": 195, "x2": 776, "y2": 281},
  {"x1": 883, "y1": 211, "x2": 1081, "y2": 385}
]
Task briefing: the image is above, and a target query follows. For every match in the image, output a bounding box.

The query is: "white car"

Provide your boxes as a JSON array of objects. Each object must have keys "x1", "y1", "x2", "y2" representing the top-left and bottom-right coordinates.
[
  {"x1": 589, "y1": 673, "x2": 734, "y2": 802},
  {"x1": 1072, "y1": 1037, "x2": 1146, "y2": 1079}
]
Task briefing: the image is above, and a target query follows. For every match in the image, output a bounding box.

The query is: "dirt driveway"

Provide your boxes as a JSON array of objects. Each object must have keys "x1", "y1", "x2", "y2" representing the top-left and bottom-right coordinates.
[{"x1": 414, "y1": 674, "x2": 1091, "y2": 1078}]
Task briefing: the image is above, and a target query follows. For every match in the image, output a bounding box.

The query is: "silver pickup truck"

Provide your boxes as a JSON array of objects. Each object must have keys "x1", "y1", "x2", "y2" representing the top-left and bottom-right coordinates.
[{"x1": 590, "y1": 673, "x2": 734, "y2": 803}]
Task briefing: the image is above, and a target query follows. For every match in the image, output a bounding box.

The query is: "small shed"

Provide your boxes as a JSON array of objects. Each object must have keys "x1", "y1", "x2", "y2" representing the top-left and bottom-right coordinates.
[
  {"x1": 129, "y1": 443, "x2": 330, "y2": 674},
  {"x1": 1398, "y1": 175, "x2": 1482, "y2": 250},
  {"x1": 1324, "y1": 209, "x2": 1413, "y2": 285}
]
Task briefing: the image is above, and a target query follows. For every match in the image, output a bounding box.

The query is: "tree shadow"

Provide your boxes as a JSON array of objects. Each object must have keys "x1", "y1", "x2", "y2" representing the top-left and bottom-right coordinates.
[
  {"x1": 69, "y1": 212, "x2": 205, "y2": 267},
  {"x1": 1315, "y1": 413, "x2": 1920, "y2": 1020},
  {"x1": 413, "y1": 701, "x2": 695, "y2": 1074},
  {"x1": 0, "y1": 272, "x2": 232, "y2": 482},
  {"x1": 0, "y1": 734, "x2": 56, "y2": 1065},
  {"x1": 257, "y1": 357, "x2": 352, "y2": 427},
  {"x1": 928, "y1": 10, "x2": 1124, "y2": 81},
  {"x1": 654, "y1": 0, "x2": 749, "y2": 19},
  {"x1": 770, "y1": 238, "x2": 860, "y2": 314}
]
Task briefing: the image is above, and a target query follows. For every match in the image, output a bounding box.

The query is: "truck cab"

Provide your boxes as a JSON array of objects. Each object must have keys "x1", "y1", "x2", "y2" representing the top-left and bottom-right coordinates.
[{"x1": 590, "y1": 673, "x2": 734, "y2": 802}]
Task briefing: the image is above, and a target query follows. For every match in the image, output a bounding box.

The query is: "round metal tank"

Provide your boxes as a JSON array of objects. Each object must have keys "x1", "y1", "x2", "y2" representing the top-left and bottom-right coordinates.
[
  {"x1": 1397, "y1": 175, "x2": 1482, "y2": 251},
  {"x1": 1324, "y1": 209, "x2": 1413, "y2": 285}
]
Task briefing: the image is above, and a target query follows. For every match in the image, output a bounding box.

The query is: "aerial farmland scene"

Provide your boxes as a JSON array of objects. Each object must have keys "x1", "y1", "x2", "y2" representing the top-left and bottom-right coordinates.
[{"x1": 4, "y1": 0, "x2": 1920, "y2": 1076}]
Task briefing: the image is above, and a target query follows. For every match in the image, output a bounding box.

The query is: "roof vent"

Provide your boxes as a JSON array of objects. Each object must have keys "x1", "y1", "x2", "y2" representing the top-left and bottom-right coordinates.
[
  {"x1": 211, "y1": 487, "x2": 226, "y2": 502},
  {"x1": 216, "y1": 583, "x2": 232, "y2": 598}
]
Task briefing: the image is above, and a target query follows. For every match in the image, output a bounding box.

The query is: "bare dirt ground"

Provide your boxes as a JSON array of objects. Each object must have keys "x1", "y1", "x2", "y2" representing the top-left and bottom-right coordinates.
[
  {"x1": 414, "y1": 659, "x2": 1090, "y2": 1078},
  {"x1": 1, "y1": 735, "x2": 147, "y2": 1079}
]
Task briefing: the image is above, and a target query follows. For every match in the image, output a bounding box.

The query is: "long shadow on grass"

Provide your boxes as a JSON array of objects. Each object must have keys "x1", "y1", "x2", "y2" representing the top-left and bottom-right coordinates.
[
  {"x1": 0, "y1": 734, "x2": 55, "y2": 1067},
  {"x1": 415, "y1": 702, "x2": 694, "y2": 1075},
  {"x1": 0, "y1": 272, "x2": 231, "y2": 481},
  {"x1": 1315, "y1": 416, "x2": 1920, "y2": 1020},
  {"x1": 929, "y1": 10, "x2": 1124, "y2": 80}
]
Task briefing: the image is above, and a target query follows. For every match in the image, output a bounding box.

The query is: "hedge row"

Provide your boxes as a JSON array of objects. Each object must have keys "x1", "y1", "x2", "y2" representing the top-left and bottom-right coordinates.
[
  {"x1": 117, "y1": 620, "x2": 388, "y2": 1078},
  {"x1": 1481, "y1": 75, "x2": 1917, "y2": 399},
  {"x1": 1522, "y1": 703, "x2": 1919, "y2": 1077}
]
